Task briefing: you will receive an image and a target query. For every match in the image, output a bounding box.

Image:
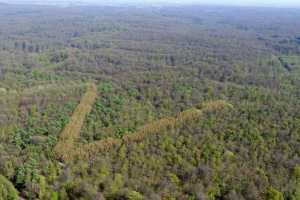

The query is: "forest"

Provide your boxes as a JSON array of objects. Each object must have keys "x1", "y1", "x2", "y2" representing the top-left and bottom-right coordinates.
[{"x1": 1, "y1": 3, "x2": 300, "y2": 200}]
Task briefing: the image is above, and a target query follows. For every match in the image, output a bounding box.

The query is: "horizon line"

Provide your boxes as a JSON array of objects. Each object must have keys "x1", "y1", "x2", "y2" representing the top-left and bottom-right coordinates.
[{"x1": 1, "y1": 1, "x2": 300, "y2": 9}]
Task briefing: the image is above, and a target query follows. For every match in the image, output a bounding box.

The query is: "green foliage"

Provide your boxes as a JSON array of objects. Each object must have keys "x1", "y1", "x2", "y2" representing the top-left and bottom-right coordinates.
[
  {"x1": 127, "y1": 191, "x2": 143, "y2": 200},
  {"x1": 110, "y1": 174, "x2": 124, "y2": 194},
  {"x1": 38, "y1": 175, "x2": 47, "y2": 199},
  {"x1": 15, "y1": 158, "x2": 39, "y2": 188},
  {"x1": 292, "y1": 186, "x2": 300, "y2": 200},
  {"x1": 0, "y1": 175, "x2": 18, "y2": 200},
  {"x1": 98, "y1": 82, "x2": 114, "y2": 93},
  {"x1": 50, "y1": 192, "x2": 59, "y2": 200},
  {"x1": 294, "y1": 165, "x2": 300, "y2": 182},
  {"x1": 11, "y1": 128, "x2": 32, "y2": 150},
  {"x1": 168, "y1": 173, "x2": 180, "y2": 186},
  {"x1": 291, "y1": 165, "x2": 300, "y2": 200},
  {"x1": 1, "y1": 4, "x2": 300, "y2": 200},
  {"x1": 265, "y1": 187, "x2": 284, "y2": 200}
]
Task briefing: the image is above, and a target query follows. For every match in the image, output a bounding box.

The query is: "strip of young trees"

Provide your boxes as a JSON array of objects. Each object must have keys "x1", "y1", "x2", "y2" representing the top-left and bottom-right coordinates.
[
  {"x1": 53, "y1": 83, "x2": 97, "y2": 162},
  {"x1": 65, "y1": 100, "x2": 232, "y2": 162}
]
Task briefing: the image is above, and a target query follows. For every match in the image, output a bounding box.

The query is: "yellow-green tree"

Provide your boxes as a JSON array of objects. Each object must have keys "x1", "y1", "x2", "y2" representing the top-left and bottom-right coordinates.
[{"x1": 0, "y1": 175, "x2": 18, "y2": 200}]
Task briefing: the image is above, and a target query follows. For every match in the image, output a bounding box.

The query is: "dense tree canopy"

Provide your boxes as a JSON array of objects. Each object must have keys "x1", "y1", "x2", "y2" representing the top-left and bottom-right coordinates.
[{"x1": 0, "y1": 4, "x2": 300, "y2": 200}]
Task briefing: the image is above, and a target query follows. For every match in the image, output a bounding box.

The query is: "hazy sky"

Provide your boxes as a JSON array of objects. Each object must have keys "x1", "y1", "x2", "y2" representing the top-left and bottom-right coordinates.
[
  {"x1": 191, "y1": 0, "x2": 299, "y2": 6},
  {"x1": 123, "y1": 0, "x2": 300, "y2": 7},
  {"x1": 125, "y1": 0, "x2": 300, "y2": 6},
  {"x1": 2, "y1": 0, "x2": 300, "y2": 7}
]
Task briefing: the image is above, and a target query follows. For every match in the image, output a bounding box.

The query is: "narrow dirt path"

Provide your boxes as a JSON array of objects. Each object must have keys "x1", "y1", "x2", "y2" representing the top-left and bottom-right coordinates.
[{"x1": 54, "y1": 82, "x2": 97, "y2": 162}]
